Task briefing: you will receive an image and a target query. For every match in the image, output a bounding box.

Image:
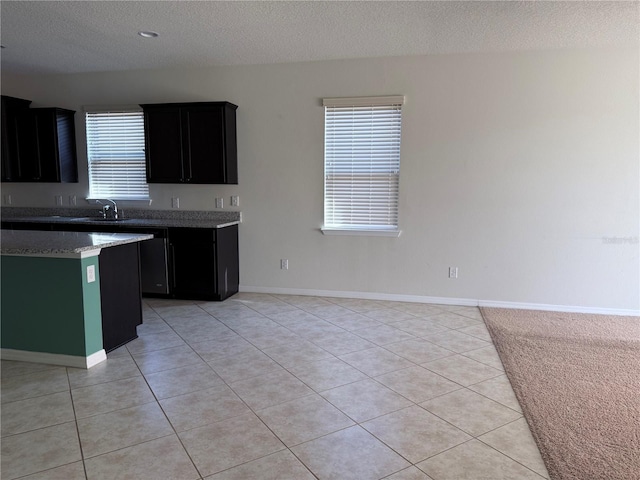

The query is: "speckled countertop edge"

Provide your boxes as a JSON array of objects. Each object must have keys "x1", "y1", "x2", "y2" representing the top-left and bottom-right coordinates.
[
  {"x1": 1, "y1": 230, "x2": 154, "y2": 256},
  {"x1": 1, "y1": 208, "x2": 241, "y2": 229}
]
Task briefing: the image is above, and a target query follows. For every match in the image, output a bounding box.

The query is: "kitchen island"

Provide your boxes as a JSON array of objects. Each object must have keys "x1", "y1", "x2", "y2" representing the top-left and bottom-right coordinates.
[{"x1": 1, "y1": 229, "x2": 152, "y2": 368}]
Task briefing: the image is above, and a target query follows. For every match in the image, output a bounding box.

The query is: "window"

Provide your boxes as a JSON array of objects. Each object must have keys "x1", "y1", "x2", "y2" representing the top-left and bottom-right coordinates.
[
  {"x1": 86, "y1": 108, "x2": 149, "y2": 200},
  {"x1": 322, "y1": 96, "x2": 404, "y2": 236}
]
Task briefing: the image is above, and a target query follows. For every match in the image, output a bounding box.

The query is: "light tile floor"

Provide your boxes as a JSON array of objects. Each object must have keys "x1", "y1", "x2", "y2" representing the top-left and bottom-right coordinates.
[{"x1": 1, "y1": 293, "x2": 550, "y2": 479}]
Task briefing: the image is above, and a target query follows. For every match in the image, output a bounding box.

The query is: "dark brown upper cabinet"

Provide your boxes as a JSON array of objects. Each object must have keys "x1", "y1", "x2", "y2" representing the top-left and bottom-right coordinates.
[
  {"x1": 141, "y1": 102, "x2": 238, "y2": 184},
  {"x1": 1, "y1": 96, "x2": 78, "y2": 183},
  {"x1": 1, "y1": 95, "x2": 32, "y2": 181}
]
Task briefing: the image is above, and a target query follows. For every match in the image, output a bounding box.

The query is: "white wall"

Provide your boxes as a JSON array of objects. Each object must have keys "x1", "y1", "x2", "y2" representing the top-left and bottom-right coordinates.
[{"x1": 2, "y1": 47, "x2": 639, "y2": 311}]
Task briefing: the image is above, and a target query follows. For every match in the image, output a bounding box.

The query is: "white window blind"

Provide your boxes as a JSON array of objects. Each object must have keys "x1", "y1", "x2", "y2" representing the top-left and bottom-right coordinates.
[
  {"x1": 323, "y1": 96, "x2": 404, "y2": 234},
  {"x1": 86, "y1": 110, "x2": 149, "y2": 200}
]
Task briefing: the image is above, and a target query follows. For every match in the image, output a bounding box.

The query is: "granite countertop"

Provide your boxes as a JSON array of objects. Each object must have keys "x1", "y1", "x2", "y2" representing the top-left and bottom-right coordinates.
[
  {"x1": 1, "y1": 230, "x2": 154, "y2": 257},
  {"x1": 3, "y1": 216, "x2": 239, "y2": 229},
  {"x1": 1, "y1": 207, "x2": 241, "y2": 229}
]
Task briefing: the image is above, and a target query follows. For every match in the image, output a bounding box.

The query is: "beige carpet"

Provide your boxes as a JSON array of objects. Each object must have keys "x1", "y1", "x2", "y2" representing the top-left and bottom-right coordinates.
[{"x1": 480, "y1": 307, "x2": 640, "y2": 480}]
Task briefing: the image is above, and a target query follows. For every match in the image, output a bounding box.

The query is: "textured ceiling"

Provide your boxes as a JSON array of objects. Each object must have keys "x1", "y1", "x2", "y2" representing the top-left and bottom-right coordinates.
[{"x1": 1, "y1": 1, "x2": 638, "y2": 75}]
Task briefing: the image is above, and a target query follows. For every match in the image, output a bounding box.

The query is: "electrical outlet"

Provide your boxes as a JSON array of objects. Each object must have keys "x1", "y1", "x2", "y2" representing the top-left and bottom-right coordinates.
[
  {"x1": 280, "y1": 259, "x2": 289, "y2": 270},
  {"x1": 3, "y1": 194, "x2": 12, "y2": 205},
  {"x1": 230, "y1": 195, "x2": 239, "y2": 207},
  {"x1": 215, "y1": 197, "x2": 224, "y2": 209},
  {"x1": 69, "y1": 195, "x2": 77, "y2": 206},
  {"x1": 449, "y1": 267, "x2": 458, "y2": 279},
  {"x1": 55, "y1": 195, "x2": 63, "y2": 206},
  {"x1": 87, "y1": 265, "x2": 96, "y2": 283},
  {"x1": 171, "y1": 197, "x2": 180, "y2": 209}
]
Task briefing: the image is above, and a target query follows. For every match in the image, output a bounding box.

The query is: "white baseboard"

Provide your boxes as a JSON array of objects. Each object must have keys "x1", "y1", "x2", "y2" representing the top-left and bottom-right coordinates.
[
  {"x1": 240, "y1": 285, "x2": 478, "y2": 307},
  {"x1": 239, "y1": 285, "x2": 640, "y2": 316},
  {"x1": 1, "y1": 349, "x2": 107, "y2": 369},
  {"x1": 239, "y1": 285, "x2": 478, "y2": 306}
]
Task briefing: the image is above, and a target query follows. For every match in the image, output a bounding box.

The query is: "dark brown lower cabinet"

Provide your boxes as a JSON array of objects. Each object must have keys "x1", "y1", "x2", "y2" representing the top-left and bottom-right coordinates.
[
  {"x1": 98, "y1": 243, "x2": 142, "y2": 352},
  {"x1": 169, "y1": 225, "x2": 239, "y2": 301},
  {"x1": 0, "y1": 221, "x2": 239, "y2": 302}
]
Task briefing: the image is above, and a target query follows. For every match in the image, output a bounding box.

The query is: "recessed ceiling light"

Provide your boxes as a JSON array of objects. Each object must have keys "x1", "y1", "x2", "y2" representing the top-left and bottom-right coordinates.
[{"x1": 138, "y1": 31, "x2": 159, "y2": 38}]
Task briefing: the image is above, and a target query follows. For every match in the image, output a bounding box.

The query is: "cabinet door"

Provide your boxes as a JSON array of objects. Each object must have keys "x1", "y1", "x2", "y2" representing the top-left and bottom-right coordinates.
[
  {"x1": 13, "y1": 111, "x2": 41, "y2": 181},
  {"x1": 170, "y1": 240, "x2": 217, "y2": 299},
  {"x1": 54, "y1": 111, "x2": 78, "y2": 182},
  {"x1": 169, "y1": 228, "x2": 218, "y2": 299},
  {"x1": 99, "y1": 242, "x2": 142, "y2": 351},
  {"x1": 1, "y1": 97, "x2": 12, "y2": 180},
  {"x1": 144, "y1": 108, "x2": 185, "y2": 182},
  {"x1": 1, "y1": 96, "x2": 32, "y2": 181},
  {"x1": 32, "y1": 110, "x2": 61, "y2": 182},
  {"x1": 183, "y1": 107, "x2": 225, "y2": 183},
  {"x1": 215, "y1": 225, "x2": 239, "y2": 300}
]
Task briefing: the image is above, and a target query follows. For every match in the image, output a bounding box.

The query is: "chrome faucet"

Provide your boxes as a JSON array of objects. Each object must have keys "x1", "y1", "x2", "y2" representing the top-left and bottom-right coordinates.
[{"x1": 96, "y1": 199, "x2": 119, "y2": 220}]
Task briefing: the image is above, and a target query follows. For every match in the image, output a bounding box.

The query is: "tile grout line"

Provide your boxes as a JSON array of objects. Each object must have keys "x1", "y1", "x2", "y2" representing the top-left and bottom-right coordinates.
[
  {"x1": 476, "y1": 436, "x2": 550, "y2": 479},
  {"x1": 64, "y1": 370, "x2": 81, "y2": 471},
  {"x1": 3, "y1": 296, "x2": 544, "y2": 479},
  {"x1": 141, "y1": 302, "x2": 215, "y2": 479},
  {"x1": 151, "y1": 296, "x2": 430, "y2": 478},
  {"x1": 154, "y1": 298, "x2": 325, "y2": 478}
]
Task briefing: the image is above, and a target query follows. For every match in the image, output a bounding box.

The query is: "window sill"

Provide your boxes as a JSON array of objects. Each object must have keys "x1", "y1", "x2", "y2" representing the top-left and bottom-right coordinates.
[{"x1": 321, "y1": 228, "x2": 402, "y2": 237}]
